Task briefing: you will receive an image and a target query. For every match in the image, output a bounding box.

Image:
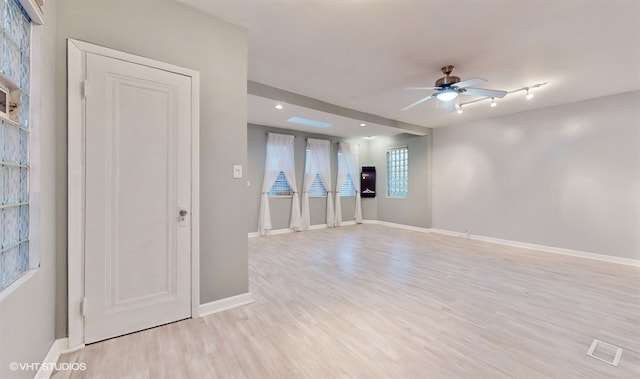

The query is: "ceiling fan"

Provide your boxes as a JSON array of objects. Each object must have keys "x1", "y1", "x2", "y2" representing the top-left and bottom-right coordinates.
[{"x1": 402, "y1": 65, "x2": 507, "y2": 112}]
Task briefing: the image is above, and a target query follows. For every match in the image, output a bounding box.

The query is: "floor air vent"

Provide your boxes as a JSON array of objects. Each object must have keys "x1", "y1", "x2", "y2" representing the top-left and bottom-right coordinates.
[{"x1": 587, "y1": 339, "x2": 623, "y2": 366}]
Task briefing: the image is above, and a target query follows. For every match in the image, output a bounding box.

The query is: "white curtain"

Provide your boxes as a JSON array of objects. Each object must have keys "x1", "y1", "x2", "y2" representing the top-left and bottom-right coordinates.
[
  {"x1": 335, "y1": 142, "x2": 363, "y2": 225},
  {"x1": 258, "y1": 133, "x2": 301, "y2": 236},
  {"x1": 301, "y1": 138, "x2": 335, "y2": 230}
]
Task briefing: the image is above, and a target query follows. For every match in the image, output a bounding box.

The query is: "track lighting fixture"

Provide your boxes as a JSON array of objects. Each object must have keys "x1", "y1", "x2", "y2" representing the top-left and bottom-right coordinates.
[
  {"x1": 452, "y1": 81, "x2": 547, "y2": 114},
  {"x1": 526, "y1": 88, "x2": 534, "y2": 99}
]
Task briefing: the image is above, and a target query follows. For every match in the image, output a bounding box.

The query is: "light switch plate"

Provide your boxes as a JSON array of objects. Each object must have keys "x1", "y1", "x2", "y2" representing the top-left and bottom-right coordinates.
[{"x1": 233, "y1": 165, "x2": 243, "y2": 178}]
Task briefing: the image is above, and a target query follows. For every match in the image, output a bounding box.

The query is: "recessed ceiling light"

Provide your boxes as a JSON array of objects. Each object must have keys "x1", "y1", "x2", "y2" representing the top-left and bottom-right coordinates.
[
  {"x1": 274, "y1": 103, "x2": 283, "y2": 110},
  {"x1": 363, "y1": 136, "x2": 376, "y2": 140},
  {"x1": 287, "y1": 116, "x2": 332, "y2": 128},
  {"x1": 360, "y1": 123, "x2": 366, "y2": 127}
]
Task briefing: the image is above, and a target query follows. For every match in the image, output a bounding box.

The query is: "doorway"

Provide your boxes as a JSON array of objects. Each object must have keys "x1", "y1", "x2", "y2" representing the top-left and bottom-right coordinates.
[{"x1": 67, "y1": 39, "x2": 200, "y2": 346}]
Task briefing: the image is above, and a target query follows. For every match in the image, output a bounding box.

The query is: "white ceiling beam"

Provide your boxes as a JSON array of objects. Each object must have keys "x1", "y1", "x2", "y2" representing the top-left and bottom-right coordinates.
[{"x1": 248, "y1": 81, "x2": 430, "y2": 136}]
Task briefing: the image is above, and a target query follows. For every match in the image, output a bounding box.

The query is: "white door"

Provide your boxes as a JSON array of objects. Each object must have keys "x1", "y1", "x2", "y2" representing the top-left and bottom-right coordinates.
[{"x1": 83, "y1": 52, "x2": 192, "y2": 344}]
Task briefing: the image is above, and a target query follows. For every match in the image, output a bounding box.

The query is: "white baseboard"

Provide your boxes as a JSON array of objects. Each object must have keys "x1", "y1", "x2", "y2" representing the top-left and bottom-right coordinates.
[
  {"x1": 428, "y1": 228, "x2": 469, "y2": 238},
  {"x1": 429, "y1": 228, "x2": 640, "y2": 267},
  {"x1": 198, "y1": 292, "x2": 254, "y2": 317},
  {"x1": 248, "y1": 221, "x2": 361, "y2": 238},
  {"x1": 34, "y1": 338, "x2": 68, "y2": 379},
  {"x1": 248, "y1": 228, "x2": 294, "y2": 238},
  {"x1": 371, "y1": 220, "x2": 431, "y2": 233}
]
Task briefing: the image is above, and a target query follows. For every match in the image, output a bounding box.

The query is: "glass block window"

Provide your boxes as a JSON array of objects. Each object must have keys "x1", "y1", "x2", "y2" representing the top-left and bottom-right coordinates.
[
  {"x1": 338, "y1": 174, "x2": 356, "y2": 197},
  {"x1": 387, "y1": 146, "x2": 408, "y2": 198},
  {"x1": 268, "y1": 171, "x2": 292, "y2": 197},
  {"x1": 1, "y1": 0, "x2": 31, "y2": 292},
  {"x1": 307, "y1": 173, "x2": 327, "y2": 197}
]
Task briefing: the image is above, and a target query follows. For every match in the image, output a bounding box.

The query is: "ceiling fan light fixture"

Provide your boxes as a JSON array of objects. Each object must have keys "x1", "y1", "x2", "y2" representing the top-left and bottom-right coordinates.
[
  {"x1": 436, "y1": 89, "x2": 458, "y2": 102},
  {"x1": 490, "y1": 97, "x2": 497, "y2": 107},
  {"x1": 456, "y1": 104, "x2": 463, "y2": 114}
]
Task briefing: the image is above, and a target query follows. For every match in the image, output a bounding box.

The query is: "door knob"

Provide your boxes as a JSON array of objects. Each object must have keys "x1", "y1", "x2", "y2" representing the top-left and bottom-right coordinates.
[{"x1": 179, "y1": 209, "x2": 188, "y2": 217}]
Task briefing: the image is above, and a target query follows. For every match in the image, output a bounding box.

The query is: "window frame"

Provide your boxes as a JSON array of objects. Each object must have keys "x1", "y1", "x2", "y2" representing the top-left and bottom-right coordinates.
[
  {"x1": 0, "y1": 85, "x2": 9, "y2": 117},
  {"x1": 0, "y1": 0, "x2": 40, "y2": 300}
]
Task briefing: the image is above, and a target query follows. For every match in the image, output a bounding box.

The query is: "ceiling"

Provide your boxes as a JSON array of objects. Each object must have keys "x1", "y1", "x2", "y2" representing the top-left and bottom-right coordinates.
[{"x1": 179, "y1": 0, "x2": 640, "y2": 137}]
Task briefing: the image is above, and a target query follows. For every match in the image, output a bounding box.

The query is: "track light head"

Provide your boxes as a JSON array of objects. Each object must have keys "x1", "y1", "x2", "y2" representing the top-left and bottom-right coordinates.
[{"x1": 526, "y1": 88, "x2": 534, "y2": 100}]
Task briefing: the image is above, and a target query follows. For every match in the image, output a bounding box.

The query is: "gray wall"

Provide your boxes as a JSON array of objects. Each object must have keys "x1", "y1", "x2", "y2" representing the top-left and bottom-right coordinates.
[
  {"x1": 366, "y1": 134, "x2": 433, "y2": 228},
  {"x1": 247, "y1": 124, "x2": 364, "y2": 233},
  {"x1": 0, "y1": 2, "x2": 58, "y2": 378},
  {"x1": 54, "y1": 0, "x2": 248, "y2": 337},
  {"x1": 432, "y1": 91, "x2": 640, "y2": 260}
]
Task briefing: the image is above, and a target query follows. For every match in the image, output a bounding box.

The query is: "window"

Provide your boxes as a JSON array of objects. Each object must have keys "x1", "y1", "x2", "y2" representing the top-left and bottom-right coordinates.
[
  {"x1": 259, "y1": 133, "x2": 301, "y2": 235},
  {"x1": 301, "y1": 138, "x2": 333, "y2": 229},
  {"x1": 305, "y1": 145, "x2": 328, "y2": 198},
  {"x1": 268, "y1": 171, "x2": 292, "y2": 197},
  {"x1": 307, "y1": 173, "x2": 327, "y2": 197},
  {"x1": 338, "y1": 174, "x2": 356, "y2": 197},
  {"x1": 335, "y1": 142, "x2": 362, "y2": 225},
  {"x1": 1, "y1": 0, "x2": 33, "y2": 293},
  {"x1": 387, "y1": 146, "x2": 408, "y2": 198}
]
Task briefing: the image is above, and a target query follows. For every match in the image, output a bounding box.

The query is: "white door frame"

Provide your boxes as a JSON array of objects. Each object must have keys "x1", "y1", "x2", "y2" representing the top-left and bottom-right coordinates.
[{"x1": 67, "y1": 39, "x2": 200, "y2": 349}]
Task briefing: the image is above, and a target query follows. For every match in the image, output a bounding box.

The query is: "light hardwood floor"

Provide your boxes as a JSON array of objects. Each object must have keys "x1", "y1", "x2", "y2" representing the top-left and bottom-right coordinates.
[{"x1": 54, "y1": 224, "x2": 640, "y2": 378}]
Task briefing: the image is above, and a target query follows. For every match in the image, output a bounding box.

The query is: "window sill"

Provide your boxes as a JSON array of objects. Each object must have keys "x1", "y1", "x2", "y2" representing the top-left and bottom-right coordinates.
[{"x1": 0, "y1": 268, "x2": 38, "y2": 303}]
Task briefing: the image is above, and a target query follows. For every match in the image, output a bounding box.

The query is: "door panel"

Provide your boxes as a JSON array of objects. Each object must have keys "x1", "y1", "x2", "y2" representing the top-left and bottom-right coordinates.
[{"x1": 84, "y1": 53, "x2": 192, "y2": 344}]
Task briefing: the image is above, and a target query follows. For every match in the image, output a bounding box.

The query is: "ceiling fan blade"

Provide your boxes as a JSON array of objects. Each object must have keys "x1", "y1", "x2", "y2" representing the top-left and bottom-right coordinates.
[
  {"x1": 453, "y1": 77, "x2": 486, "y2": 89},
  {"x1": 401, "y1": 94, "x2": 434, "y2": 111},
  {"x1": 463, "y1": 87, "x2": 508, "y2": 98},
  {"x1": 443, "y1": 99, "x2": 457, "y2": 113},
  {"x1": 404, "y1": 86, "x2": 440, "y2": 90}
]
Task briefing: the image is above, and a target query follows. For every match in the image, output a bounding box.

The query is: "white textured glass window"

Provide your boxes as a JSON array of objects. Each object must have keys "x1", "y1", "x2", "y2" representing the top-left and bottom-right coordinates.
[
  {"x1": 387, "y1": 146, "x2": 408, "y2": 198},
  {"x1": 338, "y1": 174, "x2": 356, "y2": 197},
  {"x1": 1, "y1": 0, "x2": 32, "y2": 292},
  {"x1": 268, "y1": 171, "x2": 292, "y2": 197},
  {"x1": 307, "y1": 173, "x2": 327, "y2": 197}
]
